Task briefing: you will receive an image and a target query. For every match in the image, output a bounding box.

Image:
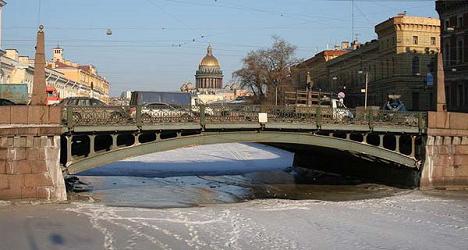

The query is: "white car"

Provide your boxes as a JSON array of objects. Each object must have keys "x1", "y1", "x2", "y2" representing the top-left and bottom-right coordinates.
[
  {"x1": 133, "y1": 102, "x2": 194, "y2": 120},
  {"x1": 191, "y1": 105, "x2": 215, "y2": 116}
]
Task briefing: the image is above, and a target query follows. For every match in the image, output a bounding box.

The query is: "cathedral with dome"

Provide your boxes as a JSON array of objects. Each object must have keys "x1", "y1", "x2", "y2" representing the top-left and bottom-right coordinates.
[{"x1": 195, "y1": 45, "x2": 223, "y2": 89}]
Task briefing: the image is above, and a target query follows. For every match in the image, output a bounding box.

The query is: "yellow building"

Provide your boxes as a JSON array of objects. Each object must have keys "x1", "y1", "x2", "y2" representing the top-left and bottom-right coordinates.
[
  {"x1": 47, "y1": 47, "x2": 110, "y2": 102},
  {"x1": 292, "y1": 43, "x2": 351, "y2": 91},
  {"x1": 1, "y1": 48, "x2": 91, "y2": 101},
  {"x1": 292, "y1": 14, "x2": 441, "y2": 111}
]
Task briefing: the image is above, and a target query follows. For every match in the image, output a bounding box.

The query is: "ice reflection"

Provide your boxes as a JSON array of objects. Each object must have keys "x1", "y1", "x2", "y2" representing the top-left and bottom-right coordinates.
[{"x1": 77, "y1": 143, "x2": 402, "y2": 208}]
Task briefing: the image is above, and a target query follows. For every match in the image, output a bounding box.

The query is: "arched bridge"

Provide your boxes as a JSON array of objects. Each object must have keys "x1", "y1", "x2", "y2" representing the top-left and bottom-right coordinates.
[{"x1": 61, "y1": 105, "x2": 427, "y2": 174}]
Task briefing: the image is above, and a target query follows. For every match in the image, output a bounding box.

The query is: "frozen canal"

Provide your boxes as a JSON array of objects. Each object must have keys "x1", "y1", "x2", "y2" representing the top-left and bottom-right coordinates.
[
  {"x1": 1, "y1": 192, "x2": 467, "y2": 250},
  {"x1": 0, "y1": 143, "x2": 467, "y2": 249}
]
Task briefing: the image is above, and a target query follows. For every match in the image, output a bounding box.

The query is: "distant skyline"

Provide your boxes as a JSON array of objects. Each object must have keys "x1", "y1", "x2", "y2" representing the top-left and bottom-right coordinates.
[{"x1": 2, "y1": 0, "x2": 437, "y2": 96}]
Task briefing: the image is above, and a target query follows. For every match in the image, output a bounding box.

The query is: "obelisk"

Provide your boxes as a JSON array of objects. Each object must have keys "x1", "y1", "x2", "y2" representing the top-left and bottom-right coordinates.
[
  {"x1": 436, "y1": 52, "x2": 446, "y2": 112},
  {"x1": 30, "y1": 25, "x2": 47, "y2": 105}
]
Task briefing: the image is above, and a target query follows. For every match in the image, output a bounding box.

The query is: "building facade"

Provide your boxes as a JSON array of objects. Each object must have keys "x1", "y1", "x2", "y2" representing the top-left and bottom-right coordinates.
[
  {"x1": 436, "y1": 0, "x2": 468, "y2": 112},
  {"x1": 0, "y1": 2, "x2": 109, "y2": 103},
  {"x1": 0, "y1": 49, "x2": 94, "y2": 101},
  {"x1": 292, "y1": 44, "x2": 350, "y2": 91},
  {"x1": 195, "y1": 45, "x2": 223, "y2": 90},
  {"x1": 292, "y1": 14, "x2": 440, "y2": 111},
  {"x1": 47, "y1": 47, "x2": 110, "y2": 102}
]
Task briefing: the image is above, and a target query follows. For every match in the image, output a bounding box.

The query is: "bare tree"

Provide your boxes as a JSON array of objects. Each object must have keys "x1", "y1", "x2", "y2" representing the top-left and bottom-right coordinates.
[{"x1": 233, "y1": 36, "x2": 301, "y2": 104}]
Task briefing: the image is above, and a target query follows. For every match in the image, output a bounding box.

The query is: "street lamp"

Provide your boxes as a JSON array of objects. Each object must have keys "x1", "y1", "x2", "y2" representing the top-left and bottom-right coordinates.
[
  {"x1": 272, "y1": 80, "x2": 278, "y2": 106},
  {"x1": 332, "y1": 76, "x2": 338, "y2": 89},
  {"x1": 358, "y1": 70, "x2": 369, "y2": 110}
]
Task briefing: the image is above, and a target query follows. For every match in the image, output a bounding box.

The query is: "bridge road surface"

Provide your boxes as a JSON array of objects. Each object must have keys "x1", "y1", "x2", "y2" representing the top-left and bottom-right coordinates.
[{"x1": 1, "y1": 191, "x2": 468, "y2": 250}]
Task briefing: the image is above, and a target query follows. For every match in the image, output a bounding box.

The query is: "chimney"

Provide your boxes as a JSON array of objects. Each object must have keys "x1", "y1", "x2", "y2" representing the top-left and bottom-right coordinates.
[
  {"x1": 397, "y1": 11, "x2": 407, "y2": 17},
  {"x1": 341, "y1": 41, "x2": 350, "y2": 49},
  {"x1": 5, "y1": 49, "x2": 18, "y2": 61},
  {"x1": 18, "y1": 56, "x2": 29, "y2": 65},
  {"x1": 351, "y1": 40, "x2": 361, "y2": 50}
]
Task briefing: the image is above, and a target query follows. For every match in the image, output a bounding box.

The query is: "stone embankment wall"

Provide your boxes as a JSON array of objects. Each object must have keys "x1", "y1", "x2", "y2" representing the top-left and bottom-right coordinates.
[
  {"x1": 421, "y1": 112, "x2": 468, "y2": 190},
  {"x1": 0, "y1": 106, "x2": 67, "y2": 200}
]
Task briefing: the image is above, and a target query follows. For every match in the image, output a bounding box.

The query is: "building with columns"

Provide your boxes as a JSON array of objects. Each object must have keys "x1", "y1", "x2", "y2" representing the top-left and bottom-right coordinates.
[
  {"x1": 195, "y1": 45, "x2": 223, "y2": 90},
  {"x1": 292, "y1": 14, "x2": 440, "y2": 111},
  {"x1": 181, "y1": 46, "x2": 252, "y2": 104},
  {"x1": 1, "y1": 48, "x2": 95, "y2": 101},
  {"x1": 47, "y1": 47, "x2": 110, "y2": 103},
  {"x1": 291, "y1": 43, "x2": 351, "y2": 91},
  {"x1": 0, "y1": 2, "x2": 109, "y2": 103}
]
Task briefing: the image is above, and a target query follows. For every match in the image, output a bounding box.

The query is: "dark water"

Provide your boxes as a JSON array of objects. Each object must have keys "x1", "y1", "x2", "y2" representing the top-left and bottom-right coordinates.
[{"x1": 76, "y1": 169, "x2": 404, "y2": 208}]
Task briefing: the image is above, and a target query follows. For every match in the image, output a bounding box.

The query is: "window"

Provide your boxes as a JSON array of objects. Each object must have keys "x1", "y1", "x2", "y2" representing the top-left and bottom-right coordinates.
[
  {"x1": 444, "y1": 42, "x2": 451, "y2": 65},
  {"x1": 457, "y1": 84, "x2": 463, "y2": 107},
  {"x1": 465, "y1": 82, "x2": 468, "y2": 106},
  {"x1": 412, "y1": 92, "x2": 420, "y2": 111},
  {"x1": 457, "y1": 39, "x2": 464, "y2": 64},
  {"x1": 413, "y1": 36, "x2": 418, "y2": 45},
  {"x1": 431, "y1": 37, "x2": 436, "y2": 46},
  {"x1": 457, "y1": 16, "x2": 463, "y2": 28},
  {"x1": 412, "y1": 56, "x2": 420, "y2": 75}
]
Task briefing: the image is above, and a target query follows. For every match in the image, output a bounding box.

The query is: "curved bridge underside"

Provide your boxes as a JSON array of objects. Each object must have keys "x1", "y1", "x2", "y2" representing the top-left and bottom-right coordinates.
[{"x1": 66, "y1": 131, "x2": 420, "y2": 174}]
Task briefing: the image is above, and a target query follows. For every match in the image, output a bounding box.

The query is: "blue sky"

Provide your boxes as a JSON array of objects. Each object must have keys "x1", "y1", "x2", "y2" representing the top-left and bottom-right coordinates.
[{"x1": 3, "y1": 0, "x2": 437, "y2": 96}]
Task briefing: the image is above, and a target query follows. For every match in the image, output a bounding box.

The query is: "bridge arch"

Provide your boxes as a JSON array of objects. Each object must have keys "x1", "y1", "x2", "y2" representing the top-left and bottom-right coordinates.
[{"x1": 65, "y1": 131, "x2": 420, "y2": 174}]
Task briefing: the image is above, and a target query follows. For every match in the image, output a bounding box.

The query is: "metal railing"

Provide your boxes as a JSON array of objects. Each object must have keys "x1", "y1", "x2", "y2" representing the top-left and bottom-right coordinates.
[{"x1": 62, "y1": 104, "x2": 427, "y2": 131}]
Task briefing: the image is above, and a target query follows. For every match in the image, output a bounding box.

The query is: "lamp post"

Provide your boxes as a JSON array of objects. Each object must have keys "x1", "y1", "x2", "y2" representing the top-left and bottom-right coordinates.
[
  {"x1": 358, "y1": 70, "x2": 369, "y2": 110},
  {"x1": 332, "y1": 76, "x2": 338, "y2": 92},
  {"x1": 272, "y1": 80, "x2": 278, "y2": 106}
]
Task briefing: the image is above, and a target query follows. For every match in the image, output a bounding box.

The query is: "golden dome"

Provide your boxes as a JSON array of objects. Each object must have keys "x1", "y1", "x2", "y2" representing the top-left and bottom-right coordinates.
[{"x1": 199, "y1": 45, "x2": 220, "y2": 67}]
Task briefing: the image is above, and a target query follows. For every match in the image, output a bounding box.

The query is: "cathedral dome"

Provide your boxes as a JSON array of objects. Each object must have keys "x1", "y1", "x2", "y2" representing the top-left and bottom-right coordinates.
[
  {"x1": 195, "y1": 45, "x2": 223, "y2": 90},
  {"x1": 199, "y1": 45, "x2": 220, "y2": 67}
]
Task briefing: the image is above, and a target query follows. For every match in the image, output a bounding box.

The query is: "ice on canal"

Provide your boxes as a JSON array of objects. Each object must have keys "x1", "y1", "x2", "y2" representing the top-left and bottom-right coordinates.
[
  {"x1": 63, "y1": 192, "x2": 468, "y2": 250},
  {"x1": 78, "y1": 143, "x2": 296, "y2": 208},
  {"x1": 81, "y1": 143, "x2": 294, "y2": 177}
]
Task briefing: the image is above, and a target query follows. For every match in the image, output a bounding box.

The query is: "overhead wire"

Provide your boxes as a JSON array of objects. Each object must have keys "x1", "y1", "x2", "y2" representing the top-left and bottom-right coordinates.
[{"x1": 4, "y1": 0, "x2": 442, "y2": 90}]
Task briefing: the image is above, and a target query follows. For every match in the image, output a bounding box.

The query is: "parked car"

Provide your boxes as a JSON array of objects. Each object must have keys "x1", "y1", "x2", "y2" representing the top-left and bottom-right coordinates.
[
  {"x1": 130, "y1": 91, "x2": 192, "y2": 106},
  {"x1": 130, "y1": 102, "x2": 195, "y2": 121},
  {"x1": 0, "y1": 98, "x2": 16, "y2": 106},
  {"x1": 190, "y1": 105, "x2": 215, "y2": 116},
  {"x1": 0, "y1": 84, "x2": 28, "y2": 104},
  {"x1": 58, "y1": 97, "x2": 107, "y2": 107},
  {"x1": 59, "y1": 97, "x2": 129, "y2": 123},
  {"x1": 228, "y1": 96, "x2": 249, "y2": 104},
  {"x1": 288, "y1": 98, "x2": 354, "y2": 122},
  {"x1": 383, "y1": 95, "x2": 407, "y2": 112}
]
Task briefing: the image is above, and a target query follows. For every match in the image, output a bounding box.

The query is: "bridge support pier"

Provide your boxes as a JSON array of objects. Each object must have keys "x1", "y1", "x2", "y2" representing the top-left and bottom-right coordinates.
[
  {"x1": 89, "y1": 134, "x2": 96, "y2": 157},
  {"x1": 111, "y1": 134, "x2": 118, "y2": 150},
  {"x1": 421, "y1": 112, "x2": 468, "y2": 190},
  {"x1": 395, "y1": 135, "x2": 401, "y2": 154},
  {"x1": 0, "y1": 125, "x2": 67, "y2": 201}
]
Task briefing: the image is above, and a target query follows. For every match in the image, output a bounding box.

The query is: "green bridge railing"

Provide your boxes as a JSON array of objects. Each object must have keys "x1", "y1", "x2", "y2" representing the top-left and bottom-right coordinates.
[{"x1": 62, "y1": 104, "x2": 427, "y2": 131}]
